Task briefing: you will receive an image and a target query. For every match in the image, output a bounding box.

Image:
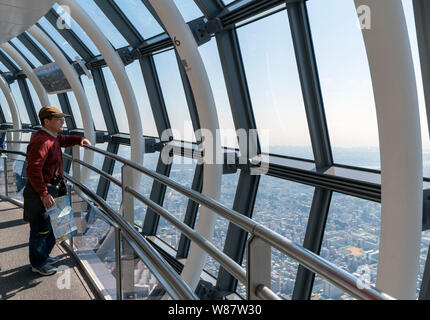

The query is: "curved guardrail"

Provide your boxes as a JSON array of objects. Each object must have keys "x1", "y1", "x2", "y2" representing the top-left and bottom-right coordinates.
[{"x1": 0, "y1": 145, "x2": 395, "y2": 300}]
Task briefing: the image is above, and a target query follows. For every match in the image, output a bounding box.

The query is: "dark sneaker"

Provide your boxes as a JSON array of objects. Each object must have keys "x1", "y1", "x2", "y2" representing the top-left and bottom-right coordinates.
[
  {"x1": 46, "y1": 256, "x2": 61, "y2": 264},
  {"x1": 31, "y1": 264, "x2": 57, "y2": 276}
]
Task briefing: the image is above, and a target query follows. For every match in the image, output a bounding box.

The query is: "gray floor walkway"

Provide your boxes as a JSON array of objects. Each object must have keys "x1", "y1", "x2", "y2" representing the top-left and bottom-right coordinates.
[{"x1": 0, "y1": 200, "x2": 96, "y2": 300}]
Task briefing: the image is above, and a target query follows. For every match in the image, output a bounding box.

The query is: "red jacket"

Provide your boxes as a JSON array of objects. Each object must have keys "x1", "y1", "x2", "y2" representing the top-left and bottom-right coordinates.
[{"x1": 26, "y1": 129, "x2": 82, "y2": 197}]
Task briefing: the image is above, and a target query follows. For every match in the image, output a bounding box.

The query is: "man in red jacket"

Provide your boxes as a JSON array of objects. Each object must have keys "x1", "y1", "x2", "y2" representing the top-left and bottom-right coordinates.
[{"x1": 24, "y1": 106, "x2": 91, "y2": 276}]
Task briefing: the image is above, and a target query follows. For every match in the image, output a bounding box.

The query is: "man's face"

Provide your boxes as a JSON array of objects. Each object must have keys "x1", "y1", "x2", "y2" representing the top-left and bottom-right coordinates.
[{"x1": 44, "y1": 117, "x2": 65, "y2": 133}]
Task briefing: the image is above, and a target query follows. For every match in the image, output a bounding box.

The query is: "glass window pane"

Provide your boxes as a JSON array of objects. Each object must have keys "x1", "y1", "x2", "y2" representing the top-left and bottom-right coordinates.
[
  {"x1": 67, "y1": 92, "x2": 83, "y2": 128},
  {"x1": 49, "y1": 93, "x2": 61, "y2": 109},
  {"x1": 199, "y1": 38, "x2": 238, "y2": 148},
  {"x1": 307, "y1": 0, "x2": 379, "y2": 168},
  {"x1": 203, "y1": 170, "x2": 241, "y2": 278},
  {"x1": 81, "y1": 75, "x2": 107, "y2": 131},
  {"x1": 402, "y1": 0, "x2": 430, "y2": 177},
  {"x1": 312, "y1": 193, "x2": 381, "y2": 300},
  {"x1": 9, "y1": 82, "x2": 30, "y2": 124},
  {"x1": 0, "y1": 59, "x2": 7, "y2": 72},
  {"x1": 253, "y1": 176, "x2": 314, "y2": 299},
  {"x1": 0, "y1": 92, "x2": 12, "y2": 122},
  {"x1": 75, "y1": 0, "x2": 129, "y2": 48},
  {"x1": 126, "y1": 60, "x2": 158, "y2": 137},
  {"x1": 154, "y1": 49, "x2": 195, "y2": 142},
  {"x1": 102, "y1": 67, "x2": 129, "y2": 133},
  {"x1": 158, "y1": 155, "x2": 197, "y2": 250},
  {"x1": 85, "y1": 142, "x2": 108, "y2": 191},
  {"x1": 53, "y1": 3, "x2": 100, "y2": 55},
  {"x1": 9, "y1": 38, "x2": 41, "y2": 67},
  {"x1": 106, "y1": 144, "x2": 129, "y2": 212},
  {"x1": 23, "y1": 31, "x2": 54, "y2": 62},
  {"x1": 238, "y1": 11, "x2": 314, "y2": 160},
  {"x1": 113, "y1": 0, "x2": 164, "y2": 39},
  {"x1": 134, "y1": 152, "x2": 159, "y2": 227},
  {"x1": 48, "y1": 94, "x2": 67, "y2": 129},
  {"x1": 173, "y1": 0, "x2": 203, "y2": 22},
  {"x1": 26, "y1": 79, "x2": 42, "y2": 114},
  {"x1": 107, "y1": 145, "x2": 159, "y2": 222},
  {"x1": 37, "y1": 17, "x2": 81, "y2": 60}
]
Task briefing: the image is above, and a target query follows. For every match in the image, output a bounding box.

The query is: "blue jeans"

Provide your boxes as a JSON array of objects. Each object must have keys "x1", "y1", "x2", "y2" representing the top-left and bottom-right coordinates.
[{"x1": 29, "y1": 216, "x2": 56, "y2": 268}]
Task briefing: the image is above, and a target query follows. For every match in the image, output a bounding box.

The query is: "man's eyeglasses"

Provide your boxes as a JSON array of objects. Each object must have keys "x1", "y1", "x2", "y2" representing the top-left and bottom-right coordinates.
[{"x1": 57, "y1": 117, "x2": 65, "y2": 123}]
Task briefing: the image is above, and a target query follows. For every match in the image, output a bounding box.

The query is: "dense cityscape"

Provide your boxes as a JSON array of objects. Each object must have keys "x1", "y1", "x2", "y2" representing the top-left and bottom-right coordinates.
[{"x1": 6, "y1": 146, "x2": 430, "y2": 300}]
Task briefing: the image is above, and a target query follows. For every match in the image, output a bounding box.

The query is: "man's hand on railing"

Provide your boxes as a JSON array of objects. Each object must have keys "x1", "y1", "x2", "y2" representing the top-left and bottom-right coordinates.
[{"x1": 80, "y1": 138, "x2": 92, "y2": 147}]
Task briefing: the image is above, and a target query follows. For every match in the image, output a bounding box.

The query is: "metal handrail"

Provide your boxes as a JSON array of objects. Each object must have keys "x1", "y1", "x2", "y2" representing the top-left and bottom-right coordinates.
[
  {"x1": 0, "y1": 147, "x2": 395, "y2": 300},
  {"x1": 0, "y1": 149, "x2": 196, "y2": 300},
  {"x1": 64, "y1": 173, "x2": 197, "y2": 300},
  {"x1": 77, "y1": 145, "x2": 394, "y2": 300},
  {"x1": 0, "y1": 129, "x2": 36, "y2": 134}
]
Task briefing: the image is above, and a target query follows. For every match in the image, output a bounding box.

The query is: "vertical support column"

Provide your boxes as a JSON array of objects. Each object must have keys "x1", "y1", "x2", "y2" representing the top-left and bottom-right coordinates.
[
  {"x1": 115, "y1": 227, "x2": 122, "y2": 300},
  {"x1": 292, "y1": 187, "x2": 332, "y2": 300},
  {"x1": 120, "y1": 164, "x2": 135, "y2": 299},
  {"x1": 148, "y1": 0, "x2": 222, "y2": 290},
  {"x1": 139, "y1": 54, "x2": 173, "y2": 236},
  {"x1": 215, "y1": 27, "x2": 262, "y2": 294},
  {"x1": 121, "y1": 164, "x2": 134, "y2": 224},
  {"x1": 3, "y1": 157, "x2": 8, "y2": 196},
  {"x1": 176, "y1": 163, "x2": 203, "y2": 259},
  {"x1": 96, "y1": 142, "x2": 119, "y2": 200},
  {"x1": 246, "y1": 235, "x2": 271, "y2": 300},
  {"x1": 216, "y1": 170, "x2": 260, "y2": 293},
  {"x1": 72, "y1": 145, "x2": 81, "y2": 183},
  {"x1": 354, "y1": 0, "x2": 422, "y2": 299},
  {"x1": 286, "y1": 1, "x2": 333, "y2": 169}
]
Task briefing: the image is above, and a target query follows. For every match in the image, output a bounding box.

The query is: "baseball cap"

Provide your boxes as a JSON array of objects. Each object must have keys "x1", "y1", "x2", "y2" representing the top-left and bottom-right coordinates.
[{"x1": 38, "y1": 106, "x2": 71, "y2": 120}]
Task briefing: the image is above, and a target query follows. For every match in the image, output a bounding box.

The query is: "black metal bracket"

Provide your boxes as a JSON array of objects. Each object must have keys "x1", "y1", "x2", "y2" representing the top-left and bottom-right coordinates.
[{"x1": 189, "y1": 17, "x2": 224, "y2": 46}]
